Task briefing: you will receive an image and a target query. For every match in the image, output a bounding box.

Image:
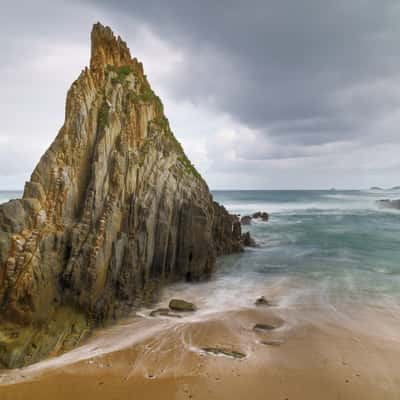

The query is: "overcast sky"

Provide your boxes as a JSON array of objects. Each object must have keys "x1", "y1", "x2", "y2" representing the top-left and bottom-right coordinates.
[{"x1": 1, "y1": 0, "x2": 400, "y2": 189}]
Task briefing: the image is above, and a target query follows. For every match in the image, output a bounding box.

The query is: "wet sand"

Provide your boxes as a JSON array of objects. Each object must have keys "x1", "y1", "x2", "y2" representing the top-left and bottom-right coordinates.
[{"x1": 1, "y1": 305, "x2": 399, "y2": 400}]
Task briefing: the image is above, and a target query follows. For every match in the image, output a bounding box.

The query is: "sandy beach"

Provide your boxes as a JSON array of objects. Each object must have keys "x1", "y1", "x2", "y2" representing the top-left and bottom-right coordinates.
[{"x1": 1, "y1": 301, "x2": 399, "y2": 400}]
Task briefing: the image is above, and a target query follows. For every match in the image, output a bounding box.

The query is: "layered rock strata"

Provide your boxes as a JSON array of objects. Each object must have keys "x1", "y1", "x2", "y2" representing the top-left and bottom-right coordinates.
[{"x1": 0, "y1": 23, "x2": 242, "y2": 368}]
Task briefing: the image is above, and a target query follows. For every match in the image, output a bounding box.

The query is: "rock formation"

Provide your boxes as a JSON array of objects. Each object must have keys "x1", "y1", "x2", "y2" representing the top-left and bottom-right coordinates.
[
  {"x1": 242, "y1": 232, "x2": 256, "y2": 247},
  {"x1": 252, "y1": 211, "x2": 269, "y2": 221},
  {"x1": 377, "y1": 199, "x2": 400, "y2": 210},
  {"x1": 240, "y1": 215, "x2": 252, "y2": 225},
  {"x1": 0, "y1": 23, "x2": 242, "y2": 368}
]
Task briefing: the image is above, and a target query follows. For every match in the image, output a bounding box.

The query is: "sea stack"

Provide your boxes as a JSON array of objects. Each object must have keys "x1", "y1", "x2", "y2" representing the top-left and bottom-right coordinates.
[{"x1": 0, "y1": 23, "x2": 242, "y2": 368}]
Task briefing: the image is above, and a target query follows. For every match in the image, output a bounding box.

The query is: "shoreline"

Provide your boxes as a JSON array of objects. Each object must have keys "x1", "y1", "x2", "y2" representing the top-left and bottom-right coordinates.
[{"x1": 1, "y1": 299, "x2": 399, "y2": 399}]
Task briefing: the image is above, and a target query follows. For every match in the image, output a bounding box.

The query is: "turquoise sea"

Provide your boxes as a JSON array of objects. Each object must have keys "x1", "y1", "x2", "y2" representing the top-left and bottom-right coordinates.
[{"x1": 213, "y1": 189, "x2": 400, "y2": 300}]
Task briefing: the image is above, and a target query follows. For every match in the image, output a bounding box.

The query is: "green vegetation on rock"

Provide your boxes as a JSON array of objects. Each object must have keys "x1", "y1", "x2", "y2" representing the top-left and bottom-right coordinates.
[
  {"x1": 0, "y1": 307, "x2": 90, "y2": 368},
  {"x1": 98, "y1": 100, "x2": 110, "y2": 132},
  {"x1": 168, "y1": 132, "x2": 202, "y2": 180},
  {"x1": 106, "y1": 64, "x2": 134, "y2": 85},
  {"x1": 140, "y1": 86, "x2": 156, "y2": 102}
]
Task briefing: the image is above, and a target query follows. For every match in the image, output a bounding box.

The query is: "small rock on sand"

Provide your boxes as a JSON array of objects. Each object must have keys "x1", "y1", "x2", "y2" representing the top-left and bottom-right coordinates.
[
  {"x1": 150, "y1": 308, "x2": 182, "y2": 318},
  {"x1": 169, "y1": 299, "x2": 197, "y2": 312},
  {"x1": 255, "y1": 296, "x2": 270, "y2": 306},
  {"x1": 261, "y1": 340, "x2": 284, "y2": 346},
  {"x1": 201, "y1": 347, "x2": 246, "y2": 359},
  {"x1": 253, "y1": 323, "x2": 277, "y2": 332}
]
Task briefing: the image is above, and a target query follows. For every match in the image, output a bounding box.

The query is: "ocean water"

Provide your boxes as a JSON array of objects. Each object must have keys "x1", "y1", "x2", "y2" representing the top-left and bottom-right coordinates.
[{"x1": 213, "y1": 190, "x2": 400, "y2": 302}]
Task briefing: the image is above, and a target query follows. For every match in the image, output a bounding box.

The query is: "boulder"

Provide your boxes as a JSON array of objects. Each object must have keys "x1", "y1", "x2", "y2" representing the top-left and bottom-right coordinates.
[
  {"x1": 252, "y1": 211, "x2": 269, "y2": 221},
  {"x1": 169, "y1": 299, "x2": 197, "y2": 312},
  {"x1": 242, "y1": 232, "x2": 256, "y2": 247},
  {"x1": 255, "y1": 296, "x2": 270, "y2": 306},
  {"x1": 240, "y1": 215, "x2": 252, "y2": 225}
]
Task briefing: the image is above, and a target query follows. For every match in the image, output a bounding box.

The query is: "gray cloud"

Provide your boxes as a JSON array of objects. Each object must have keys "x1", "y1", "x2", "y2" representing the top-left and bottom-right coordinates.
[
  {"x1": 87, "y1": 0, "x2": 400, "y2": 141},
  {"x1": 1, "y1": 0, "x2": 400, "y2": 189}
]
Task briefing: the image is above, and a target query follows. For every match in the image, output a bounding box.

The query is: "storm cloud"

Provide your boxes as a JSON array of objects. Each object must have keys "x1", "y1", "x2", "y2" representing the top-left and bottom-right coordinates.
[{"x1": 1, "y1": 0, "x2": 400, "y2": 189}]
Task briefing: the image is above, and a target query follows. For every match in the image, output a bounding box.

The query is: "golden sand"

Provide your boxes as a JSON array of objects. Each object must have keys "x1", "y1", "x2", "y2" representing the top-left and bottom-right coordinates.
[{"x1": 0, "y1": 305, "x2": 399, "y2": 400}]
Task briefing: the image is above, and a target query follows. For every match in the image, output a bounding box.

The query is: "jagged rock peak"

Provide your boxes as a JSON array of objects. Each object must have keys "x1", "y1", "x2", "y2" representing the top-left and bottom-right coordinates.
[
  {"x1": 90, "y1": 22, "x2": 142, "y2": 77},
  {"x1": 0, "y1": 22, "x2": 243, "y2": 368}
]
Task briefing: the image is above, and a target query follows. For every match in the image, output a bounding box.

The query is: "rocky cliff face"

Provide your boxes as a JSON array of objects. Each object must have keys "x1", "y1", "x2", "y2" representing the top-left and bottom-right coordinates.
[{"x1": 0, "y1": 23, "x2": 242, "y2": 368}]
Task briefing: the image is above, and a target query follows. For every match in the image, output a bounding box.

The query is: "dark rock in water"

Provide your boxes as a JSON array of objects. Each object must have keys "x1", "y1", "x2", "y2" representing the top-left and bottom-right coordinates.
[
  {"x1": 261, "y1": 213, "x2": 269, "y2": 221},
  {"x1": 240, "y1": 215, "x2": 252, "y2": 225},
  {"x1": 201, "y1": 347, "x2": 246, "y2": 359},
  {"x1": 252, "y1": 211, "x2": 269, "y2": 221},
  {"x1": 169, "y1": 299, "x2": 197, "y2": 312},
  {"x1": 253, "y1": 323, "x2": 277, "y2": 331},
  {"x1": 150, "y1": 308, "x2": 181, "y2": 318},
  {"x1": 255, "y1": 296, "x2": 270, "y2": 306},
  {"x1": 242, "y1": 232, "x2": 256, "y2": 247},
  {"x1": 377, "y1": 199, "x2": 400, "y2": 210},
  {"x1": 0, "y1": 23, "x2": 242, "y2": 368}
]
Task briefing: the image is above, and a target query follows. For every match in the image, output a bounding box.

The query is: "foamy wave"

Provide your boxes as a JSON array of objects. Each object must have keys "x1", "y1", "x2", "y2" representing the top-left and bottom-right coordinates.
[{"x1": 224, "y1": 201, "x2": 381, "y2": 215}]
